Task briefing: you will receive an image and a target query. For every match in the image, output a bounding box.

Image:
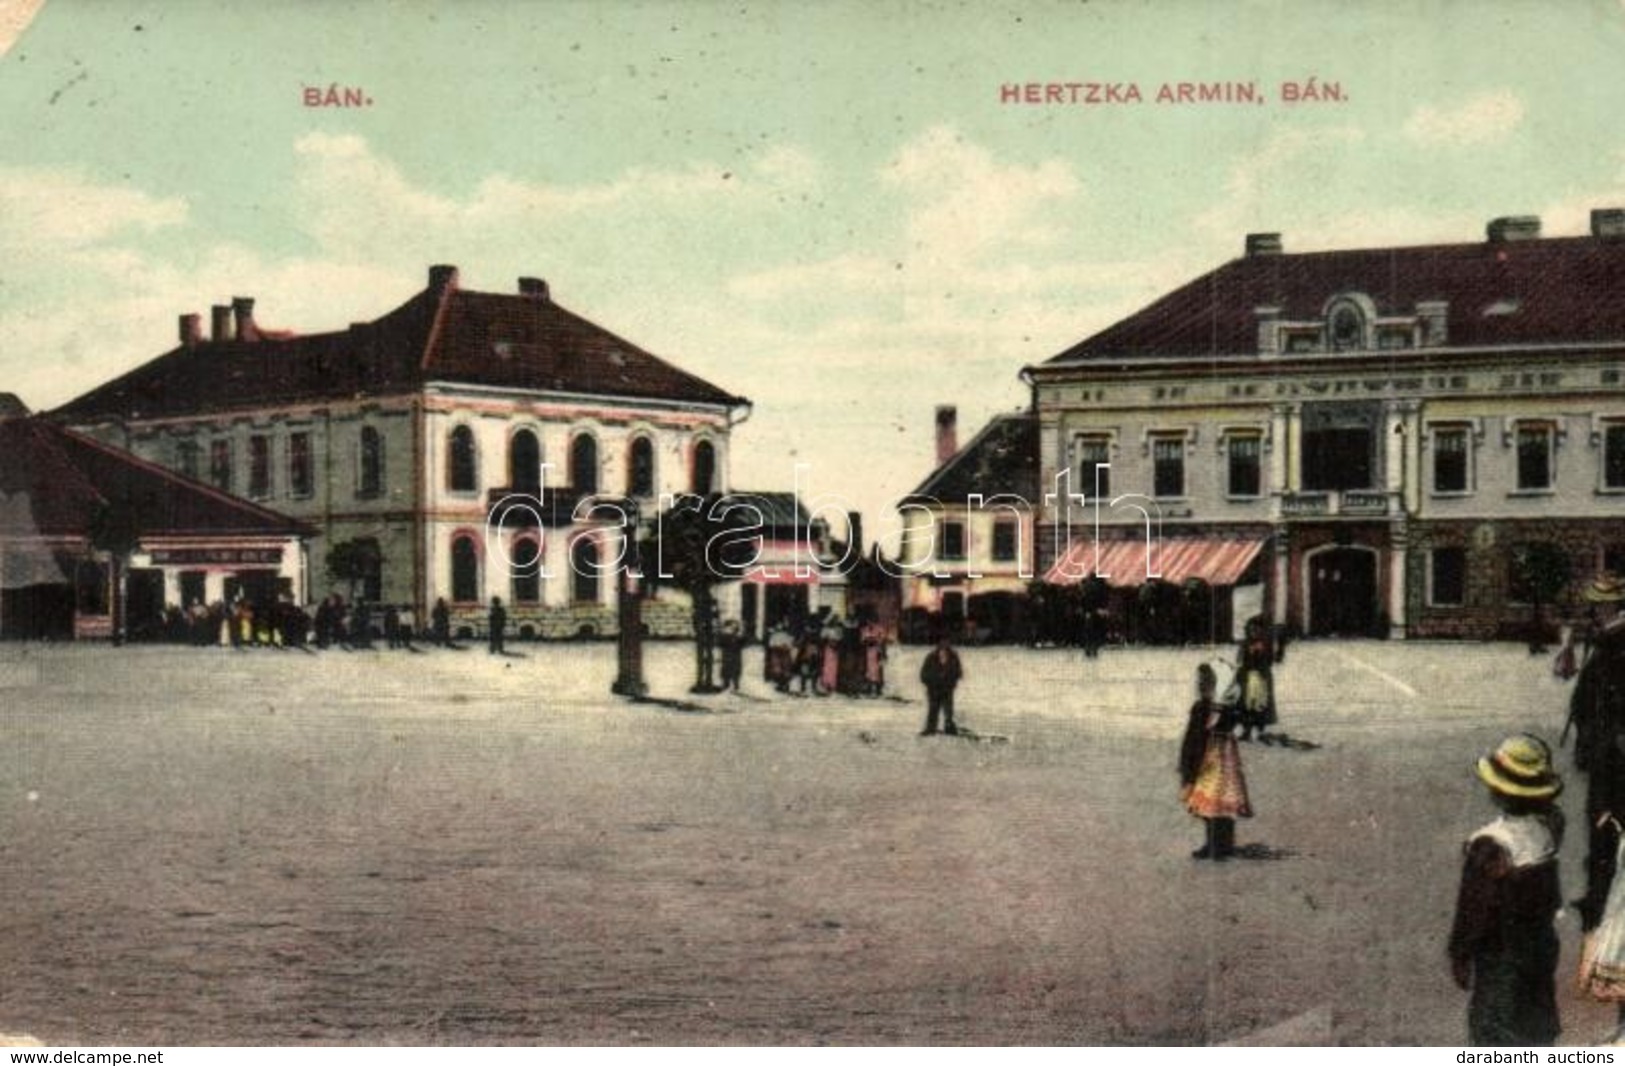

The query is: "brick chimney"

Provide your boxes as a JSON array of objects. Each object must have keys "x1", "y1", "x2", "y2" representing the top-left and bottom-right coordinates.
[
  {"x1": 428, "y1": 264, "x2": 459, "y2": 292},
  {"x1": 518, "y1": 276, "x2": 550, "y2": 300},
  {"x1": 1593, "y1": 209, "x2": 1625, "y2": 240},
  {"x1": 935, "y1": 405, "x2": 958, "y2": 465},
  {"x1": 1487, "y1": 216, "x2": 1541, "y2": 242},
  {"x1": 178, "y1": 313, "x2": 202, "y2": 348},
  {"x1": 231, "y1": 297, "x2": 258, "y2": 342},
  {"x1": 846, "y1": 510, "x2": 864, "y2": 555},
  {"x1": 1245, "y1": 232, "x2": 1283, "y2": 257},
  {"x1": 210, "y1": 304, "x2": 233, "y2": 342}
]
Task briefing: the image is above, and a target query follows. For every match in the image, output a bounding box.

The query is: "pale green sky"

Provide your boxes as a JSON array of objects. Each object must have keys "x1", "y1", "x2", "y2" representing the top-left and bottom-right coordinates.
[{"x1": 4, "y1": 0, "x2": 1625, "y2": 538}]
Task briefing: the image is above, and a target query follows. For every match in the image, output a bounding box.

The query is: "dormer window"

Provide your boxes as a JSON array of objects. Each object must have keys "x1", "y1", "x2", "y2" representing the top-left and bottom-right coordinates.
[{"x1": 1330, "y1": 304, "x2": 1363, "y2": 351}]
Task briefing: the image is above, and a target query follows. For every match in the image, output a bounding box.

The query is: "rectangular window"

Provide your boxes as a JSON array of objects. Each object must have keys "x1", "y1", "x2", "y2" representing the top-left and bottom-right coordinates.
[
  {"x1": 991, "y1": 521, "x2": 1018, "y2": 563},
  {"x1": 1301, "y1": 405, "x2": 1377, "y2": 491},
  {"x1": 175, "y1": 439, "x2": 200, "y2": 481},
  {"x1": 1433, "y1": 426, "x2": 1470, "y2": 494},
  {"x1": 1430, "y1": 547, "x2": 1466, "y2": 607},
  {"x1": 1075, "y1": 436, "x2": 1110, "y2": 499},
  {"x1": 1226, "y1": 434, "x2": 1262, "y2": 498},
  {"x1": 248, "y1": 435, "x2": 271, "y2": 499},
  {"x1": 288, "y1": 432, "x2": 313, "y2": 498},
  {"x1": 209, "y1": 439, "x2": 233, "y2": 494},
  {"x1": 939, "y1": 520, "x2": 966, "y2": 562},
  {"x1": 1516, "y1": 424, "x2": 1554, "y2": 491},
  {"x1": 1605, "y1": 424, "x2": 1625, "y2": 490},
  {"x1": 1152, "y1": 436, "x2": 1185, "y2": 498}
]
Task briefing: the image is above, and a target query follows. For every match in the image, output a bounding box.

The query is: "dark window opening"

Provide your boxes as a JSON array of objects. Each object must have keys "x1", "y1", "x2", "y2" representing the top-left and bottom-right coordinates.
[
  {"x1": 1431, "y1": 547, "x2": 1466, "y2": 607},
  {"x1": 360, "y1": 427, "x2": 384, "y2": 498},
  {"x1": 451, "y1": 535, "x2": 479, "y2": 603},
  {"x1": 510, "y1": 429, "x2": 541, "y2": 496},
  {"x1": 1433, "y1": 427, "x2": 1469, "y2": 494},
  {"x1": 939, "y1": 521, "x2": 966, "y2": 562},
  {"x1": 1227, "y1": 434, "x2": 1262, "y2": 497},
  {"x1": 248, "y1": 435, "x2": 271, "y2": 499},
  {"x1": 991, "y1": 521, "x2": 1018, "y2": 563},
  {"x1": 289, "y1": 432, "x2": 313, "y2": 498},
  {"x1": 1516, "y1": 425, "x2": 1553, "y2": 491},
  {"x1": 1605, "y1": 425, "x2": 1625, "y2": 490},
  {"x1": 572, "y1": 538, "x2": 600, "y2": 604},
  {"x1": 1076, "y1": 437, "x2": 1110, "y2": 499},
  {"x1": 1152, "y1": 436, "x2": 1185, "y2": 498},
  {"x1": 449, "y1": 426, "x2": 478, "y2": 493},
  {"x1": 209, "y1": 440, "x2": 233, "y2": 494},
  {"x1": 629, "y1": 436, "x2": 655, "y2": 497},
  {"x1": 512, "y1": 538, "x2": 541, "y2": 604},
  {"x1": 692, "y1": 439, "x2": 716, "y2": 495},
  {"x1": 1301, "y1": 404, "x2": 1378, "y2": 492},
  {"x1": 570, "y1": 434, "x2": 599, "y2": 495}
]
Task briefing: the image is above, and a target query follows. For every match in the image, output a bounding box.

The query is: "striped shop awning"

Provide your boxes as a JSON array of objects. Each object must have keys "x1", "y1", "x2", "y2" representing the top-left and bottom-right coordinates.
[{"x1": 1044, "y1": 536, "x2": 1266, "y2": 588}]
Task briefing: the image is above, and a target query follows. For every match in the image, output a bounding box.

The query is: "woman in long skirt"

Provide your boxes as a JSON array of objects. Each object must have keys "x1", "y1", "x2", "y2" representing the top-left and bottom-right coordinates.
[{"x1": 1178, "y1": 662, "x2": 1253, "y2": 860}]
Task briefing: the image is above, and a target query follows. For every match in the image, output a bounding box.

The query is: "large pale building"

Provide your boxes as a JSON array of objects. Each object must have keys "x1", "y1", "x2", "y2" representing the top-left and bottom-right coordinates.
[
  {"x1": 1025, "y1": 212, "x2": 1625, "y2": 641},
  {"x1": 55, "y1": 266, "x2": 750, "y2": 637}
]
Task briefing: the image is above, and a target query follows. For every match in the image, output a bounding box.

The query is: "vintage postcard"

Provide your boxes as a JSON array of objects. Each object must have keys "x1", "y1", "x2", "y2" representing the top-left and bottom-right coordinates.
[{"x1": 5, "y1": 0, "x2": 1625, "y2": 1050}]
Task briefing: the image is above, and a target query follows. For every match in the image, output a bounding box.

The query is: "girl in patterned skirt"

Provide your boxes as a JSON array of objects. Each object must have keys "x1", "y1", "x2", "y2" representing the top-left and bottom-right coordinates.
[{"x1": 1179, "y1": 662, "x2": 1253, "y2": 860}]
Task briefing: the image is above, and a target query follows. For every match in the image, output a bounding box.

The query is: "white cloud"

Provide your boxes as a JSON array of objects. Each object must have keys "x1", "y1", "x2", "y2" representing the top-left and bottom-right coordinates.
[
  {"x1": 0, "y1": 167, "x2": 186, "y2": 250},
  {"x1": 1403, "y1": 90, "x2": 1525, "y2": 147}
]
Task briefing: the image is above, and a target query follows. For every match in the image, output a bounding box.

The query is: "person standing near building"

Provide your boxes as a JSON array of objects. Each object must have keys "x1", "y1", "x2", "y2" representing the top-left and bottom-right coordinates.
[
  {"x1": 1567, "y1": 575, "x2": 1625, "y2": 937},
  {"x1": 431, "y1": 597, "x2": 450, "y2": 647},
  {"x1": 1235, "y1": 615, "x2": 1277, "y2": 743},
  {"x1": 718, "y1": 620, "x2": 744, "y2": 693},
  {"x1": 488, "y1": 596, "x2": 507, "y2": 655},
  {"x1": 918, "y1": 636, "x2": 962, "y2": 736},
  {"x1": 1178, "y1": 662, "x2": 1252, "y2": 860},
  {"x1": 765, "y1": 623, "x2": 794, "y2": 693},
  {"x1": 861, "y1": 618, "x2": 888, "y2": 697},
  {"x1": 1448, "y1": 733, "x2": 1565, "y2": 1047}
]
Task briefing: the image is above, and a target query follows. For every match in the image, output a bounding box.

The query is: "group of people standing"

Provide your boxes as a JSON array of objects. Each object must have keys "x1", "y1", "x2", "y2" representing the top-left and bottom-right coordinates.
[
  {"x1": 1446, "y1": 573, "x2": 1625, "y2": 1046},
  {"x1": 762, "y1": 613, "x2": 890, "y2": 698}
]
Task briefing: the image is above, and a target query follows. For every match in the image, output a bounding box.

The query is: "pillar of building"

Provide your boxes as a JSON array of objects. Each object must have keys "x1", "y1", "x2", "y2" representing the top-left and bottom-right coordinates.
[
  {"x1": 1402, "y1": 401, "x2": 1423, "y2": 516},
  {"x1": 1387, "y1": 519, "x2": 1409, "y2": 640},
  {"x1": 1272, "y1": 529, "x2": 1290, "y2": 630},
  {"x1": 1268, "y1": 403, "x2": 1290, "y2": 508},
  {"x1": 1383, "y1": 401, "x2": 1405, "y2": 496}
]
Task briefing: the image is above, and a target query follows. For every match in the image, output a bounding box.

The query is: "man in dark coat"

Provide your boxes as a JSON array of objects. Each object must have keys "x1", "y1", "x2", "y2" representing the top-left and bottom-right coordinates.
[
  {"x1": 1568, "y1": 584, "x2": 1625, "y2": 931},
  {"x1": 488, "y1": 596, "x2": 507, "y2": 655},
  {"x1": 718, "y1": 620, "x2": 744, "y2": 693},
  {"x1": 431, "y1": 597, "x2": 450, "y2": 646},
  {"x1": 919, "y1": 637, "x2": 963, "y2": 736}
]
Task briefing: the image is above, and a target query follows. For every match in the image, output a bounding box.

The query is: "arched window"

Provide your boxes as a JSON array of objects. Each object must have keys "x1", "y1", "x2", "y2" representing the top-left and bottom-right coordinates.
[
  {"x1": 570, "y1": 433, "x2": 598, "y2": 494},
  {"x1": 451, "y1": 534, "x2": 479, "y2": 603},
  {"x1": 448, "y1": 425, "x2": 477, "y2": 492},
  {"x1": 359, "y1": 426, "x2": 384, "y2": 497},
  {"x1": 571, "y1": 537, "x2": 600, "y2": 604},
  {"x1": 512, "y1": 537, "x2": 541, "y2": 604},
  {"x1": 692, "y1": 439, "x2": 716, "y2": 495},
  {"x1": 510, "y1": 428, "x2": 541, "y2": 495},
  {"x1": 628, "y1": 436, "x2": 655, "y2": 497}
]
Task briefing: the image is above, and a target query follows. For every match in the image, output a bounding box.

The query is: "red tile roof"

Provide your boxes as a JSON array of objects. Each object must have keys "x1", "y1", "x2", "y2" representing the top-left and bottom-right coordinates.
[
  {"x1": 1046, "y1": 234, "x2": 1625, "y2": 364},
  {"x1": 53, "y1": 270, "x2": 746, "y2": 422},
  {"x1": 0, "y1": 418, "x2": 312, "y2": 539}
]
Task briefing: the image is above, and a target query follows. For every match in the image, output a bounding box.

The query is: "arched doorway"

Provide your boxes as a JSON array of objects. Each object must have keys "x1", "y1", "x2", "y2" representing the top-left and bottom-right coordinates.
[{"x1": 1305, "y1": 545, "x2": 1379, "y2": 637}]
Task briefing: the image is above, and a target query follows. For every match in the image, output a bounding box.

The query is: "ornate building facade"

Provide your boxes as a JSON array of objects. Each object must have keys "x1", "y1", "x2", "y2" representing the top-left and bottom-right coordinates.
[
  {"x1": 1025, "y1": 212, "x2": 1625, "y2": 640},
  {"x1": 55, "y1": 266, "x2": 749, "y2": 637}
]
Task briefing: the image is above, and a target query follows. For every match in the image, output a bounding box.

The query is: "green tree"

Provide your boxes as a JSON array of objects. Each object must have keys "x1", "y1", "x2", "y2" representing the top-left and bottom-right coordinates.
[
  {"x1": 642, "y1": 494, "x2": 755, "y2": 694},
  {"x1": 88, "y1": 499, "x2": 141, "y2": 645},
  {"x1": 326, "y1": 537, "x2": 382, "y2": 602},
  {"x1": 1510, "y1": 542, "x2": 1571, "y2": 652}
]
